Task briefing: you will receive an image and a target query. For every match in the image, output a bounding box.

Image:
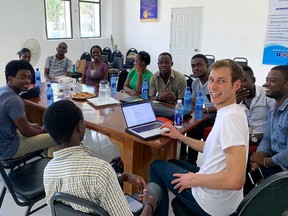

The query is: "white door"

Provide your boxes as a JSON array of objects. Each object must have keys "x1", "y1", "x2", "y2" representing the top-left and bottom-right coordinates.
[{"x1": 170, "y1": 7, "x2": 202, "y2": 76}]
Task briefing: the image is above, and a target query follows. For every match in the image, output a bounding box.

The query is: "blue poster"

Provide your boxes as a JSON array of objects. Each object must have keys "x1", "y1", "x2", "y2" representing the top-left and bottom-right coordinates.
[
  {"x1": 140, "y1": 0, "x2": 158, "y2": 22},
  {"x1": 262, "y1": 0, "x2": 288, "y2": 65}
]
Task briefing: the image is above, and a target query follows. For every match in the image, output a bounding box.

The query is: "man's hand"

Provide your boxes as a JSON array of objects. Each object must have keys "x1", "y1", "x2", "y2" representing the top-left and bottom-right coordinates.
[
  {"x1": 250, "y1": 152, "x2": 267, "y2": 167},
  {"x1": 158, "y1": 91, "x2": 176, "y2": 104},
  {"x1": 123, "y1": 173, "x2": 147, "y2": 193},
  {"x1": 160, "y1": 122, "x2": 183, "y2": 140},
  {"x1": 171, "y1": 172, "x2": 196, "y2": 193},
  {"x1": 236, "y1": 87, "x2": 250, "y2": 103}
]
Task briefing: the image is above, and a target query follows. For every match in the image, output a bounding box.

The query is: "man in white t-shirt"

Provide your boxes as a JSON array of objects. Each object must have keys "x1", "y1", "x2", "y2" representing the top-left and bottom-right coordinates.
[{"x1": 150, "y1": 59, "x2": 249, "y2": 216}]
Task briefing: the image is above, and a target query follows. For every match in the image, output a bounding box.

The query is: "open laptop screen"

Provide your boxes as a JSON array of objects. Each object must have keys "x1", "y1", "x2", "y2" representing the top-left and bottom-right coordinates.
[{"x1": 122, "y1": 101, "x2": 156, "y2": 127}]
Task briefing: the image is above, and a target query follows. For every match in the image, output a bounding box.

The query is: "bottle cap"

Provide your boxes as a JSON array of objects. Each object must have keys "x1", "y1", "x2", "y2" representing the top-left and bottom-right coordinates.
[{"x1": 177, "y1": 99, "x2": 182, "y2": 104}]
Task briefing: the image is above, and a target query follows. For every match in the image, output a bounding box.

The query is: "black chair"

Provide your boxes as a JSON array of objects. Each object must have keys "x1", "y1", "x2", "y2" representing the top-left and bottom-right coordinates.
[
  {"x1": 172, "y1": 171, "x2": 288, "y2": 216},
  {"x1": 0, "y1": 157, "x2": 51, "y2": 216},
  {"x1": 101, "y1": 53, "x2": 109, "y2": 64},
  {"x1": 72, "y1": 52, "x2": 92, "y2": 82},
  {"x1": 50, "y1": 192, "x2": 110, "y2": 216},
  {"x1": 116, "y1": 69, "x2": 128, "y2": 92},
  {"x1": 184, "y1": 74, "x2": 193, "y2": 91},
  {"x1": 110, "y1": 50, "x2": 123, "y2": 64},
  {"x1": 123, "y1": 48, "x2": 138, "y2": 70},
  {"x1": 204, "y1": 54, "x2": 215, "y2": 66},
  {"x1": 233, "y1": 57, "x2": 248, "y2": 67},
  {"x1": 110, "y1": 55, "x2": 124, "y2": 72},
  {"x1": 102, "y1": 47, "x2": 112, "y2": 64}
]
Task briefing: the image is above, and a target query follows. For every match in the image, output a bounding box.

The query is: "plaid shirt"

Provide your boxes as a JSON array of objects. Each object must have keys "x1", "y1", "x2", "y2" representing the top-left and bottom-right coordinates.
[{"x1": 44, "y1": 146, "x2": 133, "y2": 216}]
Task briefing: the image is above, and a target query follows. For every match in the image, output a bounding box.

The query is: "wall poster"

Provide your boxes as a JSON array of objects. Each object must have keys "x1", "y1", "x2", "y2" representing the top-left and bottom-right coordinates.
[
  {"x1": 140, "y1": 0, "x2": 158, "y2": 22},
  {"x1": 262, "y1": 0, "x2": 288, "y2": 65}
]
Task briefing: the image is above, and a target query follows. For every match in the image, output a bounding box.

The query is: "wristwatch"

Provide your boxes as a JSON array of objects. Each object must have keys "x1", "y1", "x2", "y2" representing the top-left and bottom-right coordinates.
[{"x1": 251, "y1": 134, "x2": 258, "y2": 143}]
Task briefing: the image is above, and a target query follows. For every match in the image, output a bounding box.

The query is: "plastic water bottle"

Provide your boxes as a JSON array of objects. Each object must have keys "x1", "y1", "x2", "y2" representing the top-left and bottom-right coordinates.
[
  {"x1": 110, "y1": 74, "x2": 117, "y2": 94},
  {"x1": 72, "y1": 64, "x2": 76, "y2": 73},
  {"x1": 184, "y1": 87, "x2": 192, "y2": 111},
  {"x1": 195, "y1": 92, "x2": 204, "y2": 120},
  {"x1": 141, "y1": 79, "x2": 148, "y2": 99},
  {"x1": 35, "y1": 68, "x2": 41, "y2": 87},
  {"x1": 46, "y1": 82, "x2": 54, "y2": 106},
  {"x1": 174, "y1": 99, "x2": 184, "y2": 129}
]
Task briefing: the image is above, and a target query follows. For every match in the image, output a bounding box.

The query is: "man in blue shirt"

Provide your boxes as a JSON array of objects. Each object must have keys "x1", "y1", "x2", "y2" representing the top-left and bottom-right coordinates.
[{"x1": 249, "y1": 65, "x2": 288, "y2": 178}]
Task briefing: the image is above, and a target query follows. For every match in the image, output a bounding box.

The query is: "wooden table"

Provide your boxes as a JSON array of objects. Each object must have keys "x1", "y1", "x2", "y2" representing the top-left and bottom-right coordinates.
[{"x1": 24, "y1": 83, "x2": 209, "y2": 193}]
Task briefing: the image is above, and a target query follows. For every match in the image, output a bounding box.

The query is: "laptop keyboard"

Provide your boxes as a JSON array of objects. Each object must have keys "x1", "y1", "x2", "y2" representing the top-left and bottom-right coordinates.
[{"x1": 132, "y1": 122, "x2": 162, "y2": 133}]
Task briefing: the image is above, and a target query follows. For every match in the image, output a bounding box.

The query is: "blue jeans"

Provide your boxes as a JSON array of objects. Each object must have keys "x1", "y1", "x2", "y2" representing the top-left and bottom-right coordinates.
[{"x1": 150, "y1": 159, "x2": 210, "y2": 216}]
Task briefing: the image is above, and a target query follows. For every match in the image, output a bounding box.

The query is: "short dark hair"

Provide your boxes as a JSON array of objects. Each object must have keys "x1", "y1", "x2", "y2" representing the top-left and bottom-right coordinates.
[
  {"x1": 90, "y1": 45, "x2": 102, "y2": 56},
  {"x1": 44, "y1": 100, "x2": 83, "y2": 145},
  {"x1": 17, "y1": 48, "x2": 31, "y2": 58},
  {"x1": 59, "y1": 42, "x2": 68, "y2": 49},
  {"x1": 192, "y1": 54, "x2": 209, "y2": 66},
  {"x1": 138, "y1": 51, "x2": 151, "y2": 65},
  {"x1": 242, "y1": 65, "x2": 254, "y2": 78},
  {"x1": 5, "y1": 60, "x2": 32, "y2": 82},
  {"x1": 211, "y1": 59, "x2": 244, "y2": 83},
  {"x1": 158, "y1": 52, "x2": 173, "y2": 61},
  {"x1": 271, "y1": 65, "x2": 288, "y2": 81}
]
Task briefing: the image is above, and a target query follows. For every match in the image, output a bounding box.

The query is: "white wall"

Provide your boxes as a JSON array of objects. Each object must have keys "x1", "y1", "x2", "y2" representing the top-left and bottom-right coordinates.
[
  {"x1": 0, "y1": 0, "x2": 276, "y2": 86},
  {"x1": 120, "y1": 0, "x2": 274, "y2": 85}
]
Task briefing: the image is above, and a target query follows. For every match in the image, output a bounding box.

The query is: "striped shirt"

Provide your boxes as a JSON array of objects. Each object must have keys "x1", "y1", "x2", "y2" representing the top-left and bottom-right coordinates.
[{"x1": 44, "y1": 146, "x2": 133, "y2": 216}]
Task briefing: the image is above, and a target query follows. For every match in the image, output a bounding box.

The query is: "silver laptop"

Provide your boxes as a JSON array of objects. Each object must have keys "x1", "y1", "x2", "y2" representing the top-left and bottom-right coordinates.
[{"x1": 121, "y1": 100, "x2": 164, "y2": 140}]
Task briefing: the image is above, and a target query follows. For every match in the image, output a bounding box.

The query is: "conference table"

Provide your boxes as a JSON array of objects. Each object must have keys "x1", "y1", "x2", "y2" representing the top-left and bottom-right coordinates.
[{"x1": 24, "y1": 83, "x2": 209, "y2": 193}]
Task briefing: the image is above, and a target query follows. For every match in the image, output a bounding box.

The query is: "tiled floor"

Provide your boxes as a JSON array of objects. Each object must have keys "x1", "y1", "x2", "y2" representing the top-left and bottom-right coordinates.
[{"x1": 0, "y1": 129, "x2": 177, "y2": 215}]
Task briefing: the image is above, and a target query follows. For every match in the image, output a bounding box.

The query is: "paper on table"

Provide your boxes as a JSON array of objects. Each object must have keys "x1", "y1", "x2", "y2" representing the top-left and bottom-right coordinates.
[{"x1": 87, "y1": 97, "x2": 120, "y2": 106}]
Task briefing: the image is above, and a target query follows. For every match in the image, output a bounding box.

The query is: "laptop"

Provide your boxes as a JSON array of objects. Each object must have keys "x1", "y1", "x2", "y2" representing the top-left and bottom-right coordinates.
[{"x1": 121, "y1": 100, "x2": 168, "y2": 140}]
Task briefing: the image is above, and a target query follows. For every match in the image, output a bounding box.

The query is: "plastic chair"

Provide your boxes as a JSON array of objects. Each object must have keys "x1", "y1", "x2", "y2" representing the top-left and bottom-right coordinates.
[
  {"x1": 101, "y1": 53, "x2": 109, "y2": 64},
  {"x1": 110, "y1": 55, "x2": 124, "y2": 72},
  {"x1": 73, "y1": 52, "x2": 92, "y2": 82},
  {"x1": 110, "y1": 50, "x2": 122, "y2": 64},
  {"x1": 102, "y1": 47, "x2": 112, "y2": 63},
  {"x1": 233, "y1": 57, "x2": 248, "y2": 67},
  {"x1": 116, "y1": 69, "x2": 128, "y2": 91},
  {"x1": 204, "y1": 54, "x2": 215, "y2": 66},
  {"x1": 184, "y1": 75, "x2": 193, "y2": 91},
  {"x1": 172, "y1": 171, "x2": 288, "y2": 216},
  {"x1": 123, "y1": 48, "x2": 138, "y2": 70},
  {"x1": 50, "y1": 192, "x2": 110, "y2": 216},
  {"x1": 0, "y1": 157, "x2": 51, "y2": 216}
]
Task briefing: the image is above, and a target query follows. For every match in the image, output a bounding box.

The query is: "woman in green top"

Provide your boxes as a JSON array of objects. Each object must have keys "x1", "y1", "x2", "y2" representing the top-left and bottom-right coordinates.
[{"x1": 123, "y1": 51, "x2": 153, "y2": 96}]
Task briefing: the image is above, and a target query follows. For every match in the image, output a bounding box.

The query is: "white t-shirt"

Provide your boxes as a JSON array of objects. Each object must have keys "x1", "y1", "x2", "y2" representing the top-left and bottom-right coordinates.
[{"x1": 192, "y1": 103, "x2": 249, "y2": 216}]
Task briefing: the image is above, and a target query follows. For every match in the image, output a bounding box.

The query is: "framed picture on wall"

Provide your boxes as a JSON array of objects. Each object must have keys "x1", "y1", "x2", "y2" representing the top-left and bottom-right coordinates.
[{"x1": 140, "y1": 0, "x2": 158, "y2": 22}]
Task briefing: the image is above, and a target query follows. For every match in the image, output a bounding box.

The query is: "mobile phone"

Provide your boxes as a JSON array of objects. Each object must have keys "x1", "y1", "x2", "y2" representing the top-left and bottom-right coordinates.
[
  {"x1": 248, "y1": 168, "x2": 264, "y2": 185},
  {"x1": 125, "y1": 194, "x2": 144, "y2": 214}
]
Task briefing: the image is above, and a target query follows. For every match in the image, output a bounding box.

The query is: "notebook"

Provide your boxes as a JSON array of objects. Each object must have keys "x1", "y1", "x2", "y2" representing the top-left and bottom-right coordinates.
[{"x1": 121, "y1": 100, "x2": 169, "y2": 140}]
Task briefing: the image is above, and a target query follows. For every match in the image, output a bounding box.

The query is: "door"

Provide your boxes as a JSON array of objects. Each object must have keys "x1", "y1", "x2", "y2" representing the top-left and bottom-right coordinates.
[{"x1": 170, "y1": 7, "x2": 202, "y2": 76}]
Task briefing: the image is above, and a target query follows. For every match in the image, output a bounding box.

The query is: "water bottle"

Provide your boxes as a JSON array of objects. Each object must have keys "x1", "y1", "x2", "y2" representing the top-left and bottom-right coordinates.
[
  {"x1": 184, "y1": 87, "x2": 192, "y2": 111},
  {"x1": 174, "y1": 99, "x2": 184, "y2": 129},
  {"x1": 35, "y1": 68, "x2": 41, "y2": 87},
  {"x1": 72, "y1": 64, "x2": 76, "y2": 73},
  {"x1": 46, "y1": 82, "x2": 54, "y2": 106},
  {"x1": 141, "y1": 79, "x2": 148, "y2": 99},
  {"x1": 110, "y1": 74, "x2": 117, "y2": 94},
  {"x1": 195, "y1": 92, "x2": 204, "y2": 120}
]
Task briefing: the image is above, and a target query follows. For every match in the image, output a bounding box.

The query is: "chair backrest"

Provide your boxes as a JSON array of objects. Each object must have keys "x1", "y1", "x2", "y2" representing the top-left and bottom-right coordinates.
[
  {"x1": 101, "y1": 53, "x2": 109, "y2": 64},
  {"x1": 235, "y1": 171, "x2": 288, "y2": 216},
  {"x1": 233, "y1": 57, "x2": 248, "y2": 67},
  {"x1": 117, "y1": 69, "x2": 128, "y2": 91},
  {"x1": 204, "y1": 54, "x2": 215, "y2": 66},
  {"x1": 184, "y1": 75, "x2": 193, "y2": 91},
  {"x1": 111, "y1": 55, "x2": 124, "y2": 71},
  {"x1": 102, "y1": 47, "x2": 112, "y2": 63},
  {"x1": 50, "y1": 192, "x2": 109, "y2": 216},
  {"x1": 80, "y1": 52, "x2": 92, "y2": 62},
  {"x1": 110, "y1": 50, "x2": 122, "y2": 63}
]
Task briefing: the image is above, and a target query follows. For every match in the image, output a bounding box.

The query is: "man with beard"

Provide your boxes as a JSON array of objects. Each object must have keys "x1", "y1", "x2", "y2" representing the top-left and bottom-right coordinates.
[
  {"x1": 0, "y1": 60, "x2": 55, "y2": 160},
  {"x1": 180, "y1": 54, "x2": 217, "y2": 164},
  {"x1": 149, "y1": 52, "x2": 186, "y2": 104},
  {"x1": 44, "y1": 42, "x2": 73, "y2": 82},
  {"x1": 245, "y1": 65, "x2": 288, "y2": 194}
]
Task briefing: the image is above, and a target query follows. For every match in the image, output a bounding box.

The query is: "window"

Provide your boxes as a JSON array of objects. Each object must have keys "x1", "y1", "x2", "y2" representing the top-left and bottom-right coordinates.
[
  {"x1": 79, "y1": 0, "x2": 101, "y2": 38},
  {"x1": 44, "y1": 0, "x2": 72, "y2": 39}
]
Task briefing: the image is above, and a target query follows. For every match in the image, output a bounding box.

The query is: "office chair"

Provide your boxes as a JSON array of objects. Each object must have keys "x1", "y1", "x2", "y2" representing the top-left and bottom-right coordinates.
[
  {"x1": 50, "y1": 192, "x2": 110, "y2": 216},
  {"x1": 123, "y1": 48, "x2": 138, "y2": 70},
  {"x1": 101, "y1": 53, "x2": 109, "y2": 64},
  {"x1": 0, "y1": 157, "x2": 51, "y2": 216},
  {"x1": 233, "y1": 57, "x2": 248, "y2": 67},
  {"x1": 110, "y1": 55, "x2": 124, "y2": 72},
  {"x1": 204, "y1": 54, "x2": 215, "y2": 66},
  {"x1": 110, "y1": 50, "x2": 123, "y2": 64},
  {"x1": 102, "y1": 47, "x2": 112, "y2": 63},
  {"x1": 172, "y1": 171, "x2": 288, "y2": 216}
]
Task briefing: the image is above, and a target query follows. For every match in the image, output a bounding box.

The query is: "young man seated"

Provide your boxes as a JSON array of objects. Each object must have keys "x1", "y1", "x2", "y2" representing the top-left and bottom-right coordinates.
[
  {"x1": 43, "y1": 100, "x2": 159, "y2": 216},
  {"x1": 0, "y1": 60, "x2": 55, "y2": 160}
]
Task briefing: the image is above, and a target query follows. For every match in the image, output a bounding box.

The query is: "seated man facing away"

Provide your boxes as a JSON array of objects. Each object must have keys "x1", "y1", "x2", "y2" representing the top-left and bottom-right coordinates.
[
  {"x1": 43, "y1": 100, "x2": 159, "y2": 216},
  {"x1": 150, "y1": 59, "x2": 249, "y2": 216},
  {"x1": 245, "y1": 65, "x2": 288, "y2": 195},
  {"x1": 44, "y1": 42, "x2": 72, "y2": 82},
  {"x1": 149, "y1": 52, "x2": 186, "y2": 104},
  {"x1": 237, "y1": 66, "x2": 274, "y2": 153},
  {"x1": 0, "y1": 60, "x2": 55, "y2": 160}
]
